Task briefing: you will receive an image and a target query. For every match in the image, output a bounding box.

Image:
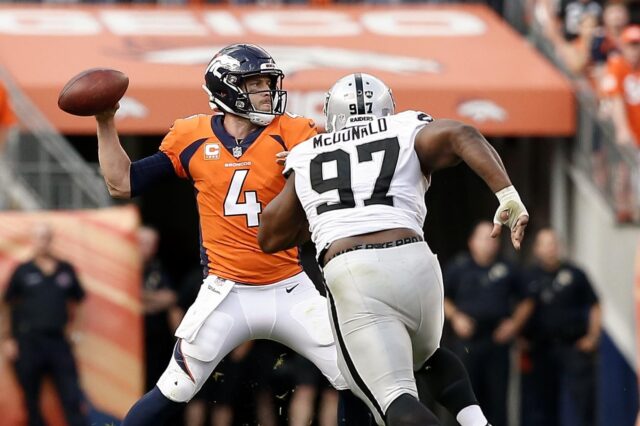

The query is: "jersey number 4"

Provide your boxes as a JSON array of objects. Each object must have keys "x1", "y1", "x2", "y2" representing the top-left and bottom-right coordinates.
[
  {"x1": 224, "y1": 170, "x2": 261, "y2": 227},
  {"x1": 310, "y1": 137, "x2": 400, "y2": 215}
]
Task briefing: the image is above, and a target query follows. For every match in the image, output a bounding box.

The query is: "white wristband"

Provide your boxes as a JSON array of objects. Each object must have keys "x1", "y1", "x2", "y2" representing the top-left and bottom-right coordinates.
[
  {"x1": 495, "y1": 185, "x2": 521, "y2": 205},
  {"x1": 493, "y1": 185, "x2": 528, "y2": 229}
]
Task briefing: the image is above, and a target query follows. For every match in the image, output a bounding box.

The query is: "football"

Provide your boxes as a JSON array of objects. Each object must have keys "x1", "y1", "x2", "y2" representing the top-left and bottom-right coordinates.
[{"x1": 58, "y1": 68, "x2": 129, "y2": 116}]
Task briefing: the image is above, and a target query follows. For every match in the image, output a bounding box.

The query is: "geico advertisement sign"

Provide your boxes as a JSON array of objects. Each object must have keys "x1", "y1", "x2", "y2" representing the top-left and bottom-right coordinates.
[{"x1": 0, "y1": 9, "x2": 486, "y2": 37}]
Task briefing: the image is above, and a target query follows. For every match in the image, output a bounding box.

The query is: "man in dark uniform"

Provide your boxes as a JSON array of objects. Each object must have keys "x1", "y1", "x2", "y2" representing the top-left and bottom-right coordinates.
[
  {"x1": 138, "y1": 226, "x2": 177, "y2": 391},
  {"x1": 0, "y1": 223, "x2": 88, "y2": 426},
  {"x1": 520, "y1": 228, "x2": 601, "y2": 426},
  {"x1": 444, "y1": 221, "x2": 534, "y2": 426}
]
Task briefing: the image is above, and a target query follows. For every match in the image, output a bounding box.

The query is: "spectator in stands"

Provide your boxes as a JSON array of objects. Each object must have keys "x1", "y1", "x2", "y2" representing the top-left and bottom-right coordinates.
[
  {"x1": 0, "y1": 223, "x2": 88, "y2": 426},
  {"x1": 520, "y1": 228, "x2": 600, "y2": 426},
  {"x1": 591, "y1": 2, "x2": 629, "y2": 74},
  {"x1": 558, "y1": 0, "x2": 603, "y2": 41},
  {"x1": 556, "y1": 10, "x2": 601, "y2": 78},
  {"x1": 536, "y1": 0, "x2": 603, "y2": 69},
  {"x1": 601, "y1": 24, "x2": 640, "y2": 147},
  {"x1": 139, "y1": 226, "x2": 178, "y2": 392},
  {"x1": 0, "y1": 79, "x2": 16, "y2": 156},
  {"x1": 443, "y1": 221, "x2": 534, "y2": 426},
  {"x1": 600, "y1": 24, "x2": 640, "y2": 221}
]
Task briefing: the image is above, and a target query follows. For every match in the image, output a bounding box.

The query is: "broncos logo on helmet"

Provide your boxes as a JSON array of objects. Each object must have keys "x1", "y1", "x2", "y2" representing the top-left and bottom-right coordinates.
[{"x1": 203, "y1": 44, "x2": 287, "y2": 126}]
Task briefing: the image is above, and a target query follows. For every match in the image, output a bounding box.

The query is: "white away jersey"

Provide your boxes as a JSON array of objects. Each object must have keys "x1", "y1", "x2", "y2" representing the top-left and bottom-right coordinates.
[{"x1": 284, "y1": 110, "x2": 433, "y2": 254}]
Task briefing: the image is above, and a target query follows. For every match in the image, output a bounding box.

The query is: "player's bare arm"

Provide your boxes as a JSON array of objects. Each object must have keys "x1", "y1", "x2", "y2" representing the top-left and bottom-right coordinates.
[
  {"x1": 258, "y1": 173, "x2": 308, "y2": 253},
  {"x1": 415, "y1": 118, "x2": 529, "y2": 249},
  {"x1": 415, "y1": 119, "x2": 505, "y2": 187},
  {"x1": 58, "y1": 69, "x2": 132, "y2": 198},
  {"x1": 95, "y1": 106, "x2": 132, "y2": 199}
]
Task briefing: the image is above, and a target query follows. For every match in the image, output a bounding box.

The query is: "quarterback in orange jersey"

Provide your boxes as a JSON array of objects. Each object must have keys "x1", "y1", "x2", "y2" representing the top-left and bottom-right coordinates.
[
  {"x1": 158, "y1": 111, "x2": 313, "y2": 283},
  {"x1": 94, "y1": 44, "x2": 370, "y2": 426}
]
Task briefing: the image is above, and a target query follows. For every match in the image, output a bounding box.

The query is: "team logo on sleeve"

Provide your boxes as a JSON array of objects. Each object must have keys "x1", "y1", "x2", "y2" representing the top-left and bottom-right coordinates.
[
  {"x1": 55, "y1": 272, "x2": 73, "y2": 288},
  {"x1": 555, "y1": 270, "x2": 574, "y2": 287},
  {"x1": 204, "y1": 143, "x2": 220, "y2": 160}
]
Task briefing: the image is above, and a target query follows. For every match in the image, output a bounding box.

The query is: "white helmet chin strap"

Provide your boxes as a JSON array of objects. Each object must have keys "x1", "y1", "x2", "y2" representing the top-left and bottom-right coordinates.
[
  {"x1": 202, "y1": 84, "x2": 217, "y2": 110},
  {"x1": 248, "y1": 112, "x2": 275, "y2": 126}
]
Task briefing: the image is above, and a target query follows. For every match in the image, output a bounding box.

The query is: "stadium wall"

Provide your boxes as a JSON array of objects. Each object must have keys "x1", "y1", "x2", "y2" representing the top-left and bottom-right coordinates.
[{"x1": 570, "y1": 167, "x2": 640, "y2": 425}]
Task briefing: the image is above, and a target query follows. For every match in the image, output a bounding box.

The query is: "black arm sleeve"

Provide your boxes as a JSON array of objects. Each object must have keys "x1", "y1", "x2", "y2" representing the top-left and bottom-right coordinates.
[{"x1": 130, "y1": 152, "x2": 177, "y2": 197}]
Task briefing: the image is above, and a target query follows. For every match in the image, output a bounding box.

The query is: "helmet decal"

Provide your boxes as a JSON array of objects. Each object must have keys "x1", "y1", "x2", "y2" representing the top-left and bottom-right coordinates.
[{"x1": 206, "y1": 54, "x2": 241, "y2": 76}]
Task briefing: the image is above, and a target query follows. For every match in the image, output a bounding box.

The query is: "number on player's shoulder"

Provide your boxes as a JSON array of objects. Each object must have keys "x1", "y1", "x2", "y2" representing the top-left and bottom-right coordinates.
[
  {"x1": 416, "y1": 112, "x2": 433, "y2": 123},
  {"x1": 393, "y1": 110, "x2": 433, "y2": 126}
]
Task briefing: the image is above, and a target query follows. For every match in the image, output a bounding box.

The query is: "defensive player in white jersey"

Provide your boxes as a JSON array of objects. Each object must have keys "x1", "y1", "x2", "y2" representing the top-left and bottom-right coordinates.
[{"x1": 258, "y1": 73, "x2": 528, "y2": 426}]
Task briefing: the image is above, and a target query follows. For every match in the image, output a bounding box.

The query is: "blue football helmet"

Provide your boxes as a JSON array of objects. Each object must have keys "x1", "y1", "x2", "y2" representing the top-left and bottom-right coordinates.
[{"x1": 203, "y1": 44, "x2": 287, "y2": 126}]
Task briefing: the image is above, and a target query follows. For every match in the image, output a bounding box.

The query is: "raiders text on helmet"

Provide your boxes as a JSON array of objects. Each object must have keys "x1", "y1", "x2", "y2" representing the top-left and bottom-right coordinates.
[
  {"x1": 323, "y1": 73, "x2": 396, "y2": 133},
  {"x1": 203, "y1": 44, "x2": 287, "y2": 126}
]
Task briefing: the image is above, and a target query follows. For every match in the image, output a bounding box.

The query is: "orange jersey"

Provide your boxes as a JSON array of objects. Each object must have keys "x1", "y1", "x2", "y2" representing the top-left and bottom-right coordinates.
[
  {"x1": 160, "y1": 113, "x2": 316, "y2": 284},
  {"x1": 601, "y1": 55, "x2": 640, "y2": 146}
]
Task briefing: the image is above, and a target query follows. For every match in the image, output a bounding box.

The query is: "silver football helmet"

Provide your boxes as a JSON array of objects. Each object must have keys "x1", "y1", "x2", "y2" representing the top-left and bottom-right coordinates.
[{"x1": 323, "y1": 73, "x2": 396, "y2": 132}]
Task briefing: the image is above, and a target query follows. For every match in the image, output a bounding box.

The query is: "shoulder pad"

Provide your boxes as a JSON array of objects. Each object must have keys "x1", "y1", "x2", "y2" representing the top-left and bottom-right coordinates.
[
  {"x1": 171, "y1": 114, "x2": 212, "y2": 135},
  {"x1": 280, "y1": 112, "x2": 316, "y2": 130},
  {"x1": 275, "y1": 113, "x2": 317, "y2": 151}
]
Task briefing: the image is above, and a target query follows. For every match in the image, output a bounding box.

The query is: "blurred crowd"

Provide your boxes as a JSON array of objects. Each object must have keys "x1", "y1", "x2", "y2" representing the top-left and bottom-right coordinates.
[
  {"x1": 535, "y1": 0, "x2": 640, "y2": 222},
  {"x1": 2, "y1": 221, "x2": 600, "y2": 426},
  {"x1": 2, "y1": 0, "x2": 637, "y2": 223},
  {"x1": 0, "y1": 0, "x2": 506, "y2": 14},
  {"x1": 2, "y1": 0, "x2": 496, "y2": 3}
]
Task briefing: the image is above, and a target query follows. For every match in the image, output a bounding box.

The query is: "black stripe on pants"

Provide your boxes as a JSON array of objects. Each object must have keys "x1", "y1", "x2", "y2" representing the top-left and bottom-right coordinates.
[{"x1": 326, "y1": 287, "x2": 385, "y2": 422}]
